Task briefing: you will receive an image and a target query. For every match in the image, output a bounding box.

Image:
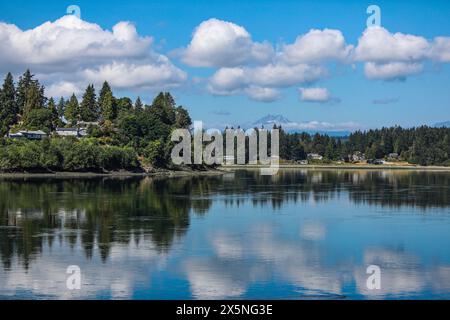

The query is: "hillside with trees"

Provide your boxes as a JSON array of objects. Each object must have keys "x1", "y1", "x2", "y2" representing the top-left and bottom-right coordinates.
[{"x1": 0, "y1": 70, "x2": 191, "y2": 172}]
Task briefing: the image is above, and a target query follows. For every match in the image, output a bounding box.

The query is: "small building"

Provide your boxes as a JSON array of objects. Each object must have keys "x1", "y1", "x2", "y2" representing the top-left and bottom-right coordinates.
[
  {"x1": 351, "y1": 151, "x2": 366, "y2": 162},
  {"x1": 307, "y1": 153, "x2": 323, "y2": 161},
  {"x1": 388, "y1": 153, "x2": 399, "y2": 159},
  {"x1": 77, "y1": 121, "x2": 99, "y2": 128},
  {"x1": 8, "y1": 130, "x2": 47, "y2": 140},
  {"x1": 297, "y1": 160, "x2": 308, "y2": 165},
  {"x1": 55, "y1": 128, "x2": 87, "y2": 138},
  {"x1": 8, "y1": 132, "x2": 24, "y2": 139}
]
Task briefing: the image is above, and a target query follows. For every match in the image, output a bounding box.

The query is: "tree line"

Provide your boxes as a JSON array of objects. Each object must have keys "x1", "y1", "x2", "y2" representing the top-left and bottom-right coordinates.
[
  {"x1": 0, "y1": 70, "x2": 192, "y2": 171},
  {"x1": 278, "y1": 125, "x2": 450, "y2": 166},
  {"x1": 0, "y1": 70, "x2": 449, "y2": 171}
]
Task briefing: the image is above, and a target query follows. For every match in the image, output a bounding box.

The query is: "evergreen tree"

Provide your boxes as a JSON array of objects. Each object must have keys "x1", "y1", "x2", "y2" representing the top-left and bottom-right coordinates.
[
  {"x1": 98, "y1": 81, "x2": 112, "y2": 109},
  {"x1": 80, "y1": 84, "x2": 98, "y2": 122},
  {"x1": 23, "y1": 82, "x2": 45, "y2": 118},
  {"x1": 152, "y1": 92, "x2": 176, "y2": 125},
  {"x1": 57, "y1": 97, "x2": 66, "y2": 120},
  {"x1": 16, "y1": 69, "x2": 33, "y2": 116},
  {"x1": 47, "y1": 97, "x2": 59, "y2": 129},
  {"x1": 134, "y1": 97, "x2": 143, "y2": 112},
  {"x1": 0, "y1": 72, "x2": 18, "y2": 135},
  {"x1": 23, "y1": 108, "x2": 53, "y2": 132},
  {"x1": 175, "y1": 106, "x2": 192, "y2": 129},
  {"x1": 65, "y1": 94, "x2": 80, "y2": 125},
  {"x1": 116, "y1": 97, "x2": 132, "y2": 116},
  {"x1": 98, "y1": 81, "x2": 116, "y2": 120},
  {"x1": 101, "y1": 90, "x2": 116, "y2": 121},
  {"x1": 292, "y1": 142, "x2": 306, "y2": 160}
]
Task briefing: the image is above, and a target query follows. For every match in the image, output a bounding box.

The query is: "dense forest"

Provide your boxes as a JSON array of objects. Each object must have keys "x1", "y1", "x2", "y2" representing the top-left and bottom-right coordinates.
[
  {"x1": 278, "y1": 125, "x2": 450, "y2": 166},
  {"x1": 0, "y1": 70, "x2": 449, "y2": 171}
]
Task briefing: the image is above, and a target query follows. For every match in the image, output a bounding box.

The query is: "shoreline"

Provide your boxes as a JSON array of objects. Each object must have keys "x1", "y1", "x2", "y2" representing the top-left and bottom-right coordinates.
[
  {"x1": 1, "y1": 164, "x2": 449, "y2": 178},
  {"x1": 221, "y1": 164, "x2": 450, "y2": 171},
  {"x1": 0, "y1": 168, "x2": 227, "y2": 179}
]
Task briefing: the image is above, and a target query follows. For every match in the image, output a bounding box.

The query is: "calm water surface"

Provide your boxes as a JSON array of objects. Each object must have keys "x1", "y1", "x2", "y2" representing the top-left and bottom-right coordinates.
[{"x1": 0, "y1": 169, "x2": 449, "y2": 299}]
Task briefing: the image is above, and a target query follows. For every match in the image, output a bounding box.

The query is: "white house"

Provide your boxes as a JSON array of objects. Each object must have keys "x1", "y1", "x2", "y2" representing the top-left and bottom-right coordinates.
[
  {"x1": 351, "y1": 151, "x2": 366, "y2": 162},
  {"x1": 8, "y1": 130, "x2": 47, "y2": 140},
  {"x1": 55, "y1": 128, "x2": 87, "y2": 138},
  {"x1": 307, "y1": 153, "x2": 323, "y2": 160},
  {"x1": 388, "y1": 153, "x2": 399, "y2": 159}
]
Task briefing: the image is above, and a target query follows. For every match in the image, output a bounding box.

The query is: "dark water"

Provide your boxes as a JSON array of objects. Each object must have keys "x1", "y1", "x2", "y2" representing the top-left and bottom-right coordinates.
[{"x1": 0, "y1": 169, "x2": 449, "y2": 300}]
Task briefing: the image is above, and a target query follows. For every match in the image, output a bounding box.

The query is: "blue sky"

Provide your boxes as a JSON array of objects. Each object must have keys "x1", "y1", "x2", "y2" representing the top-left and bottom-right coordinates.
[{"x1": 1, "y1": 0, "x2": 449, "y2": 130}]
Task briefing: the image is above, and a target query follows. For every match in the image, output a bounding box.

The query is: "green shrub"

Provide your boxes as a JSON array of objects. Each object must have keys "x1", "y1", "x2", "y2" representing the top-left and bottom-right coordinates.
[{"x1": 144, "y1": 140, "x2": 165, "y2": 167}]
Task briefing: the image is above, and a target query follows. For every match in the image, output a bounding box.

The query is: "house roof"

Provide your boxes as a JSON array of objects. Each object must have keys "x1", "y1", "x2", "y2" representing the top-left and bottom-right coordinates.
[
  {"x1": 77, "y1": 121, "x2": 99, "y2": 125},
  {"x1": 21, "y1": 130, "x2": 46, "y2": 135},
  {"x1": 56, "y1": 128, "x2": 78, "y2": 132}
]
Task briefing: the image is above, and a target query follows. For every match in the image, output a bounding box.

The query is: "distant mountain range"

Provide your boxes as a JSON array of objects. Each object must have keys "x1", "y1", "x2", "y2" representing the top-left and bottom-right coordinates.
[
  {"x1": 249, "y1": 114, "x2": 294, "y2": 128},
  {"x1": 219, "y1": 115, "x2": 448, "y2": 137},
  {"x1": 242, "y1": 114, "x2": 354, "y2": 137},
  {"x1": 434, "y1": 121, "x2": 450, "y2": 128}
]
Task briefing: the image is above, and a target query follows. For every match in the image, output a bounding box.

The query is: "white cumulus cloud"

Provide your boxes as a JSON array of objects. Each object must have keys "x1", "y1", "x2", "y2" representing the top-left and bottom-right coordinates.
[
  {"x1": 281, "y1": 29, "x2": 353, "y2": 64},
  {"x1": 364, "y1": 61, "x2": 423, "y2": 80},
  {"x1": 0, "y1": 15, "x2": 187, "y2": 97},
  {"x1": 354, "y1": 26, "x2": 450, "y2": 80},
  {"x1": 180, "y1": 18, "x2": 274, "y2": 67},
  {"x1": 354, "y1": 27, "x2": 430, "y2": 63},
  {"x1": 244, "y1": 86, "x2": 280, "y2": 102},
  {"x1": 82, "y1": 61, "x2": 187, "y2": 90},
  {"x1": 208, "y1": 64, "x2": 325, "y2": 101},
  {"x1": 46, "y1": 81, "x2": 83, "y2": 98},
  {"x1": 299, "y1": 87, "x2": 332, "y2": 103},
  {"x1": 429, "y1": 37, "x2": 450, "y2": 62}
]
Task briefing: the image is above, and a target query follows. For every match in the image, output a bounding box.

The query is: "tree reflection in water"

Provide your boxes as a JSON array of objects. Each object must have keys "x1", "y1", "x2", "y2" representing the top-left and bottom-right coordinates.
[{"x1": 0, "y1": 169, "x2": 449, "y2": 271}]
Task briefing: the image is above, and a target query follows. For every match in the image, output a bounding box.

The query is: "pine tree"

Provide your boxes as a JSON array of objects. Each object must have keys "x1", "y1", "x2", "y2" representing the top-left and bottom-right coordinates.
[
  {"x1": 175, "y1": 106, "x2": 192, "y2": 128},
  {"x1": 16, "y1": 69, "x2": 33, "y2": 116},
  {"x1": 57, "y1": 97, "x2": 66, "y2": 120},
  {"x1": 134, "y1": 97, "x2": 143, "y2": 112},
  {"x1": 116, "y1": 97, "x2": 132, "y2": 113},
  {"x1": 23, "y1": 82, "x2": 44, "y2": 118},
  {"x1": 98, "y1": 82, "x2": 118, "y2": 121},
  {"x1": 152, "y1": 92, "x2": 176, "y2": 125},
  {"x1": 47, "y1": 97, "x2": 59, "y2": 129},
  {"x1": 98, "y1": 81, "x2": 111, "y2": 108},
  {"x1": 65, "y1": 94, "x2": 80, "y2": 125},
  {"x1": 101, "y1": 90, "x2": 116, "y2": 121},
  {"x1": 80, "y1": 84, "x2": 98, "y2": 122},
  {"x1": 0, "y1": 72, "x2": 18, "y2": 135}
]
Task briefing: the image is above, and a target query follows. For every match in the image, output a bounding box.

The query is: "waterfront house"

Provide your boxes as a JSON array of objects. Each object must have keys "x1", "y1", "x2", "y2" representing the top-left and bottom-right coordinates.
[
  {"x1": 351, "y1": 151, "x2": 366, "y2": 162},
  {"x1": 307, "y1": 153, "x2": 323, "y2": 160},
  {"x1": 55, "y1": 127, "x2": 87, "y2": 138},
  {"x1": 388, "y1": 153, "x2": 399, "y2": 159},
  {"x1": 8, "y1": 130, "x2": 47, "y2": 140}
]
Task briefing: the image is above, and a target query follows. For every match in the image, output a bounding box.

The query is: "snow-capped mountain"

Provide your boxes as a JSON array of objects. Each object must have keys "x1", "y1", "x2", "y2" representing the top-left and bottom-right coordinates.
[
  {"x1": 249, "y1": 114, "x2": 296, "y2": 128},
  {"x1": 241, "y1": 114, "x2": 356, "y2": 136}
]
